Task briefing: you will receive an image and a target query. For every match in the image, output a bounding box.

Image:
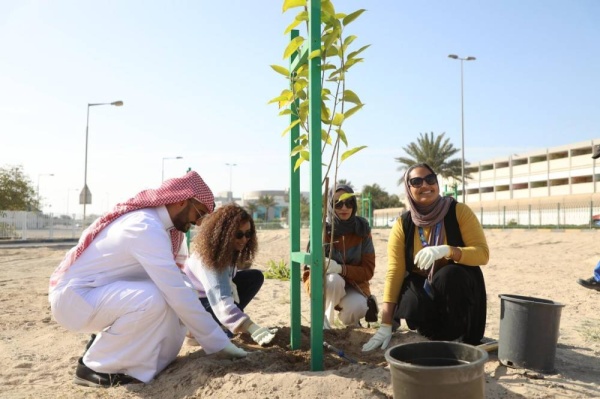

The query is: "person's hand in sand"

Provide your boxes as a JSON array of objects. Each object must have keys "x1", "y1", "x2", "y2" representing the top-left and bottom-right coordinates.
[
  {"x1": 248, "y1": 323, "x2": 277, "y2": 346},
  {"x1": 362, "y1": 324, "x2": 392, "y2": 351}
]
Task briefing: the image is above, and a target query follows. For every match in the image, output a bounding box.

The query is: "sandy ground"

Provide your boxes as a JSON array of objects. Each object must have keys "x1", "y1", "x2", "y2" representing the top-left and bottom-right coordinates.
[{"x1": 1, "y1": 228, "x2": 599, "y2": 398}]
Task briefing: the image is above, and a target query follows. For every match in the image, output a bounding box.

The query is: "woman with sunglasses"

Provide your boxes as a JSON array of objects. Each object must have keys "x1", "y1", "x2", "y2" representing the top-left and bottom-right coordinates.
[
  {"x1": 183, "y1": 203, "x2": 276, "y2": 346},
  {"x1": 303, "y1": 184, "x2": 376, "y2": 328},
  {"x1": 363, "y1": 163, "x2": 489, "y2": 352}
]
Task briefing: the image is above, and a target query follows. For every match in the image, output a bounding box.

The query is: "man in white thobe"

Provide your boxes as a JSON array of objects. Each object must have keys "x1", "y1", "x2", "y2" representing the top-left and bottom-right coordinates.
[{"x1": 49, "y1": 171, "x2": 246, "y2": 387}]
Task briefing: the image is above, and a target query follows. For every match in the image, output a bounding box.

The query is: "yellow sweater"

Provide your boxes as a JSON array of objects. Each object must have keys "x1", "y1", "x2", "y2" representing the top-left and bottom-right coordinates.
[{"x1": 383, "y1": 202, "x2": 490, "y2": 304}]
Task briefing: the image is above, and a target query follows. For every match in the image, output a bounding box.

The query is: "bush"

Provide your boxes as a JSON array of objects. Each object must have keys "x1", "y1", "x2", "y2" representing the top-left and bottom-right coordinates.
[{"x1": 264, "y1": 259, "x2": 290, "y2": 281}]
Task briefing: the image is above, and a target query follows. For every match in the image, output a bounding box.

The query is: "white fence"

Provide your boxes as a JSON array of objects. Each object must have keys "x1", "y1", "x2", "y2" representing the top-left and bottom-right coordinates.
[
  {"x1": 371, "y1": 201, "x2": 600, "y2": 229},
  {"x1": 0, "y1": 211, "x2": 81, "y2": 240},
  {"x1": 3, "y1": 200, "x2": 600, "y2": 241}
]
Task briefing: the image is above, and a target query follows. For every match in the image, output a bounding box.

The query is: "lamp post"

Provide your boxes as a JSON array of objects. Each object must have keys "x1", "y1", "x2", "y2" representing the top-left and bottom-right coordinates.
[
  {"x1": 37, "y1": 173, "x2": 54, "y2": 212},
  {"x1": 162, "y1": 156, "x2": 183, "y2": 182},
  {"x1": 225, "y1": 163, "x2": 237, "y2": 202},
  {"x1": 82, "y1": 100, "x2": 123, "y2": 225},
  {"x1": 448, "y1": 54, "x2": 476, "y2": 203}
]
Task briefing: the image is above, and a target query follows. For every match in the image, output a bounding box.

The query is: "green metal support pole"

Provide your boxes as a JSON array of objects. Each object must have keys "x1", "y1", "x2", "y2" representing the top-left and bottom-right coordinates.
[
  {"x1": 307, "y1": 0, "x2": 324, "y2": 371},
  {"x1": 289, "y1": 29, "x2": 302, "y2": 350},
  {"x1": 287, "y1": 0, "x2": 323, "y2": 370}
]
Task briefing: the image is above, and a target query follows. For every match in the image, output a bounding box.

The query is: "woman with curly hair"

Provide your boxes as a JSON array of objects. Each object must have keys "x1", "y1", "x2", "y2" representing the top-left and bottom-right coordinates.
[{"x1": 183, "y1": 203, "x2": 276, "y2": 346}]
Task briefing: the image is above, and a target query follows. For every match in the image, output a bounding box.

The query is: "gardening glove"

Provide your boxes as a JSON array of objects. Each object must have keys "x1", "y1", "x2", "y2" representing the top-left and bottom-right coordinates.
[
  {"x1": 230, "y1": 279, "x2": 240, "y2": 303},
  {"x1": 414, "y1": 245, "x2": 451, "y2": 271},
  {"x1": 216, "y1": 342, "x2": 247, "y2": 359},
  {"x1": 248, "y1": 322, "x2": 277, "y2": 346},
  {"x1": 362, "y1": 324, "x2": 392, "y2": 352},
  {"x1": 325, "y1": 258, "x2": 342, "y2": 275}
]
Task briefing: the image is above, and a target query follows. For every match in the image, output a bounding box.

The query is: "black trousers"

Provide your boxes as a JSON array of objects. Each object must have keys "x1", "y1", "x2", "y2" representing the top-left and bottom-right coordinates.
[
  {"x1": 200, "y1": 269, "x2": 264, "y2": 327},
  {"x1": 394, "y1": 264, "x2": 486, "y2": 345}
]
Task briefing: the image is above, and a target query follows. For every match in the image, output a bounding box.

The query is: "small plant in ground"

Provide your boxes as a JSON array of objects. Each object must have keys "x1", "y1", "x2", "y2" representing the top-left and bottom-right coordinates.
[{"x1": 264, "y1": 259, "x2": 291, "y2": 281}]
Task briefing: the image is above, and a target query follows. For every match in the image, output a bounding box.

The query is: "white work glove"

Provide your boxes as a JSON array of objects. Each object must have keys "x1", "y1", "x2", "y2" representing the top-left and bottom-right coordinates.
[
  {"x1": 248, "y1": 323, "x2": 277, "y2": 346},
  {"x1": 325, "y1": 258, "x2": 342, "y2": 275},
  {"x1": 230, "y1": 279, "x2": 240, "y2": 303},
  {"x1": 362, "y1": 324, "x2": 392, "y2": 352},
  {"x1": 414, "y1": 245, "x2": 451, "y2": 270},
  {"x1": 216, "y1": 342, "x2": 247, "y2": 359}
]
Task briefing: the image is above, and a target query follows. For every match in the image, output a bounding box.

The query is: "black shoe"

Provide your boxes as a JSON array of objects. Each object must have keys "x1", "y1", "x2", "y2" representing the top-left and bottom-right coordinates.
[
  {"x1": 577, "y1": 277, "x2": 600, "y2": 291},
  {"x1": 73, "y1": 357, "x2": 142, "y2": 387}
]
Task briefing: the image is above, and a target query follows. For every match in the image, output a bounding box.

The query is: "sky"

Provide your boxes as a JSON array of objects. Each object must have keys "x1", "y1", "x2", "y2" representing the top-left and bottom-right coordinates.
[{"x1": 1, "y1": 1, "x2": 599, "y2": 216}]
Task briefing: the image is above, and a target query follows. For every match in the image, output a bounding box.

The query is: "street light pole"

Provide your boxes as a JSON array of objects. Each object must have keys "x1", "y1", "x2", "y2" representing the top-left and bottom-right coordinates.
[
  {"x1": 448, "y1": 54, "x2": 476, "y2": 203},
  {"x1": 162, "y1": 156, "x2": 183, "y2": 182},
  {"x1": 37, "y1": 173, "x2": 54, "y2": 212},
  {"x1": 225, "y1": 163, "x2": 237, "y2": 202},
  {"x1": 82, "y1": 100, "x2": 123, "y2": 225}
]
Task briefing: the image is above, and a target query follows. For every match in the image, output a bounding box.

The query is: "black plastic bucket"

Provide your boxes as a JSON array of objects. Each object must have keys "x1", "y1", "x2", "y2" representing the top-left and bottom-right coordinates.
[
  {"x1": 498, "y1": 294, "x2": 565, "y2": 373},
  {"x1": 385, "y1": 341, "x2": 488, "y2": 399}
]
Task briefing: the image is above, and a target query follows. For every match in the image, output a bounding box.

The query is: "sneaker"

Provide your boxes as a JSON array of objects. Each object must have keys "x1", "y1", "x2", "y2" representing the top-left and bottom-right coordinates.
[
  {"x1": 73, "y1": 358, "x2": 142, "y2": 387},
  {"x1": 577, "y1": 277, "x2": 600, "y2": 291}
]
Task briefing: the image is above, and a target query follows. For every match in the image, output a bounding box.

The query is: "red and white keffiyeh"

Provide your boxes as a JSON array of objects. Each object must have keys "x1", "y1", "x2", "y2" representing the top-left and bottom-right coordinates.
[{"x1": 49, "y1": 171, "x2": 214, "y2": 289}]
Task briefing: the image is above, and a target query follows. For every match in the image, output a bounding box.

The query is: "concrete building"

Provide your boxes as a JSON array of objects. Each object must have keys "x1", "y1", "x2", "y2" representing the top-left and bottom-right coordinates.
[{"x1": 443, "y1": 139, "x2": 600, "y2": 206}]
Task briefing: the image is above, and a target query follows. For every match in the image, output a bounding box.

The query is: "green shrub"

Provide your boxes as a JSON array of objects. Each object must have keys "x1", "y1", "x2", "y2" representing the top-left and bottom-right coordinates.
[{"x1": 264, "y1": 259, "x2": 291, "y2": 281}]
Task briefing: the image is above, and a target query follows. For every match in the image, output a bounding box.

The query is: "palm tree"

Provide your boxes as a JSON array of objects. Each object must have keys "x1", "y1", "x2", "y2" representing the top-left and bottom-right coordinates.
[
  {"x1": 394, "y1": 132, "x2": 465, "y2": 185},
  {"x1": 244, "y1": 201, "x2": 258, "y2": 219},
  {"x1": 257, "y1": 195, "x2": 277, "y2": 222}
]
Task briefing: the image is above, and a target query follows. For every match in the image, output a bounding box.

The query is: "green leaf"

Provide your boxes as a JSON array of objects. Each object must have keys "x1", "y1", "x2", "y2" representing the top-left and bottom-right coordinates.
[
  {"x1": 343, "y1": 9, "x2": 366, "y2": 26},
  {"x1": 347, "y1": 44, "x2": 370, "y2": 60},
  {"x1": 341, "y1": 90, "x2": 361, "y2": 104},
  {"x1": 308, "y1": 49, "x2": 321, "y2": 59},
  {"x1": 294, "y1": 151, "x2": 309, "y2": 171},
  {"x1": 331, "y1": 112, "x2": 344, "y2": 126},
  {"x1": 283, "y1": 0, "x2": 306, "y2": 13},
  {"x1": 321, "y1": 0, "x2": 335, "y2": 16},
  {"x1": 295, "y1": 10, "x2": 308, "y2": 21},
  {"x1": 321, "y1": 63, "x2": 336, "y2": 71},
  {"x1": 323, "y1": 27, "x2": 340, "y2": 53},
  {"x1": 324, "y1": 45, "x2": 338, "y2": 58},
  {"x1": 283, "y1": 36, "x2": 304, "y2": 59},
  {"x1": 337, "y1": 192, "x2": 355, "y2": 201},
  {"x1": 267, "y1": 89, "x2": 292, "y2": 105},
  {"x1": 293, "y1": 158, "x2": 304, "y2": 171},
  {"x1": 290, "y1": 144, "x2": 305, "y2": 156},
  {"x1": 341, "y1": 145, "x2": 367, "y2": 162},
  {"x1": 321, "y1": 128, "x2": 332, "y2": 144},
  {"x1": 270, "y1": 64, "x2": 290, "y2": 77},
  {"x1": 279, "y1": 109, "x2": 292, "y2": 116},
  {"x1": 321, "y1": 101, "x2": 331, "y2": 121},
  {"x1": 284, "y1": 19, "x2": 302, "y2": 35},
  {"x1": 337, "y1": 128, "x2": 348, "y2": 146},
  {"x1": 342, "y1": 35, "x2": 357, "y2": 52},
  {"x1": 281, "y1": 119, "x2": 301, "y2": 137},
  {"x1": 344, "y1": 57, "x2": 364, "y2": 70},
  {"x1": 344, "y1": 104, "x2": 363, "y2": 119}
]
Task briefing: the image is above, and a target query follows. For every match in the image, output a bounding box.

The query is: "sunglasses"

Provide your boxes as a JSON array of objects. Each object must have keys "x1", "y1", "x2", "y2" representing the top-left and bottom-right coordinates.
[
  {"x1": 235, "y1": 230, "x2": 253, "y2": 239},
  {"x1": 334, "y1": 198, "x2": 355, "y2": 209},
  {"x1": 408, "y1": 173, "x2": 438, "y2": 188}
]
